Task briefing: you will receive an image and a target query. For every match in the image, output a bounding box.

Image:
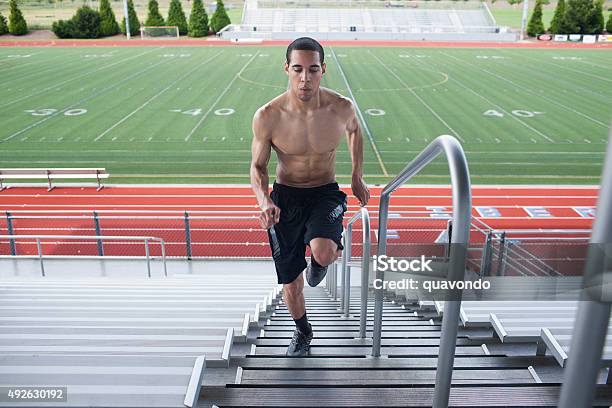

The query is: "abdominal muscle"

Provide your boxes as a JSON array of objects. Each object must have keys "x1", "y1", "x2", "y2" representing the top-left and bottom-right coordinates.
[{"x1": 275, "y1": 150, "x2": 337, "y2": 187}]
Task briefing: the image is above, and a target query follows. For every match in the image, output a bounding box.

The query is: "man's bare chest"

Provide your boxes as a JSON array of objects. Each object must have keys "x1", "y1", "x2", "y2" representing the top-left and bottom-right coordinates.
[{"x1": 271, "y1": 114, "x2": 346, "y2": 155}]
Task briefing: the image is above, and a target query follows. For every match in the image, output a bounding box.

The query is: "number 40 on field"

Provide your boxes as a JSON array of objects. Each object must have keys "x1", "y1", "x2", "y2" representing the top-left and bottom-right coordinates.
[{"x1": 484, "y1": 110, "x2": 544, "y2": 118}]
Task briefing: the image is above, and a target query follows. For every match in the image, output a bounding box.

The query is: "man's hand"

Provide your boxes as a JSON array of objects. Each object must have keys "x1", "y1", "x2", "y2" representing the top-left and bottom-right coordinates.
[
  {"x1": 259, "y1": 199, "x2": 281, "y2": 229},
  {"x1": 351, "y1": 175, "x2": 370, "y2": 207}
]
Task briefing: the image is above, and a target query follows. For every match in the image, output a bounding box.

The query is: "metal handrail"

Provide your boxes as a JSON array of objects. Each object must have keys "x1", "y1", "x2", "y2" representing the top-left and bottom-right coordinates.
[
  {"x1": 338, "y1": 208, "x2": 371, "y2": 339},
  {"x1": 0, "y1": 234, "x2": 167, "y2": 278},
  {"x1": 559, "y1": 128, "x2": 612, "y2": 407},
  {"x1": 374, "y1": 135, "x2": 471, "y2": 408}
]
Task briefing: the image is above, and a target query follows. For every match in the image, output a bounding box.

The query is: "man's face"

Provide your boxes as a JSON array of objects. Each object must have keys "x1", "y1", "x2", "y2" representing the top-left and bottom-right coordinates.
[{"x1": 285, "y1": 50, "x2": 326, "y2": 102}]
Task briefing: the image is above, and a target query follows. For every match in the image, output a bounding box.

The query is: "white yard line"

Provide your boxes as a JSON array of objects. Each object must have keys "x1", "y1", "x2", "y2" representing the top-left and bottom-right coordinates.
[
  {"x1": 369, "y1": 50, "x2": 465, "y2": 143},
  {"x1": 332, "y1": 48, "x2": 389, "y2": 176},
  {"x1": 0, "y1": 149, "x2": 604, "y2": 155},
  {"x1": 0, "y1": 47, "x2": 162, "y2": 109},
  {"x1": 0, "y1": 51, "x2": 88, "y2": 88},
  {"x1": 547, "y1": 59, "x2": 612, "y2": 83},
  {"x1": 1, "y1": 57, "x2": 172, "y2": 144},
  {"x1": 0, "y1": 160, "x2": 601, "y2": 167},
  {"x1": 94, "y1": 51, "x2": 222, "y2": 142},
  {"x1": 184, "y1": 52, "x2": 258, "y2": 142},
  {"x1": 474, "y1": 51, "x2": 609, "y2": 128},
  {"x1": 493, "y1": 51, "x2": 608, "y2": 102}
]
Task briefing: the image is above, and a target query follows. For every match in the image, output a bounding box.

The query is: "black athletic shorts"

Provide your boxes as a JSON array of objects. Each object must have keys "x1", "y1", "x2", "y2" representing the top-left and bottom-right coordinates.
[{"x1": 267, "y1": 181, "x2": 348, "y2": 284}]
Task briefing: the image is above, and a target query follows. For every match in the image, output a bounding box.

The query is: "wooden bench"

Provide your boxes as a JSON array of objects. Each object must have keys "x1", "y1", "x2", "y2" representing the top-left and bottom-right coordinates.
[{"x1": 0, "y1": 168, "x2": 109, "y2": 191}]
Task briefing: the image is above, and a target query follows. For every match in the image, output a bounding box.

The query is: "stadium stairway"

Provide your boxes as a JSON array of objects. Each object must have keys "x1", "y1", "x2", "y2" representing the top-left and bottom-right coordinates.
[{"x1": 202, "y1": 285, "x2": 612, "y2": 407}]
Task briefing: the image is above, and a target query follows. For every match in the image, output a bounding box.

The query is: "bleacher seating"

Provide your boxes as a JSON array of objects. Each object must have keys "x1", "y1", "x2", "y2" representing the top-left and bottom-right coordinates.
[
  {"x1": 221, "y1": 0, "x2": 515, "y2": 41},
  {"x1": 0, "y1": 274, "x2": 279, "y2": 407}
]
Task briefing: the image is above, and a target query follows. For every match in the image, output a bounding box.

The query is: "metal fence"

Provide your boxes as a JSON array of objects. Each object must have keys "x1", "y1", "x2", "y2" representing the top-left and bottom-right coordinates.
[
  {"x1": 0, "y1": 234, "x2": 167, "y2": 277},
  {"x1": 1, "y1": 210, "x2": 590, "y2": 278},
  {"x1": 478, "y1": 230, "x2": 591, "y2": 277}
]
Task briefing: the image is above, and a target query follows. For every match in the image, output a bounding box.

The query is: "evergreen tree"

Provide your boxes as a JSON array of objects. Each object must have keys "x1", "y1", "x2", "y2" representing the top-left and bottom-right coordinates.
[
  {"x1": 607, "y1": 12, "x2": 612, "y2": 32},
  {"x1": 121, "y1": 0, "x2": 140, "y2": 36},
  {"x1": 145, "y1": 0, "x2": 165, "y2": 26},
  {"x1": 210, "y1": 0, "x2": 230, "y2": 33},
  {"x1": 564, "y1": 0, "x2": 594, "y2": 34},
  {"x1": 188, "y1": 0, "x2": 208, "y2": 37},
  {"x1": 8, "y1": 0, "x2": 28, "y2": 35},
  {"x1": 166, "y1": 0, "x2": 187, "y2": 35},
  {"x1": 71, "y1": 5, "x2": 101, "y2": 38},
  {"x1": 0, "y1": 12, "x2": 8, "y2": 35},
  {"x1": 527, "y1": 0, "x2": 545, "y2": 36},
  {"x1": 99, "y1": 0, "x2": 119, "y2": 37},
  {"x1": 549, "y1": 0, "x2": 566, "y2": 33},
  {"x1": 586, "y1": 0, "x2": 604, "y2": 34}
]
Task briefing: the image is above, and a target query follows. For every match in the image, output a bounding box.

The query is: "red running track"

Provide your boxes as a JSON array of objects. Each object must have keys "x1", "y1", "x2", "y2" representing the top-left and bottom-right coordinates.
[{"x1": 0, "y1": 185, "x2": 596, "y2": 262}]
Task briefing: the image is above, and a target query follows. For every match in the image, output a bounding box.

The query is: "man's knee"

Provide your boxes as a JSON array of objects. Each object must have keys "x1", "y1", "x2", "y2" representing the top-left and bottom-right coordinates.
[
  {"x1": 283, "y1": 275, "x2": 303, "y2": 298},
  {"x1": 310, "y1": 238, "x2": 339, "y2": 266}
]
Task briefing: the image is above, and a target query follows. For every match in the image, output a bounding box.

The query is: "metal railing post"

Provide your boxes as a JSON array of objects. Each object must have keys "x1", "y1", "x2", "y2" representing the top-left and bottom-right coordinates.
[
  {"x1": 160, "y1": 239, "x2": 167, "y2": 277},
  {"x1": 144, "y1": 238, "x2": 151, "y2": 278},
  {"x1": 36, "y1": 238, "x2": 45, "y2": 277},
  {"x1": 343, "y1": 224, "x2": 353, "y2": 317},
  {"x1": 184, "y1": 211, "x2": 192, "y2": 260},
  {"x1": 480, "y1": 231, "x2": 493, "y2": 276},
  {"x1": 373, "y1": 194, "x2": 390, "y2": 357},
  {"x1": 6, "y1": 212, "x2": 16, "y2": 255},
  {"x1": 332, "y1": 260, "x2": 338, "y2": 301},
  {"x1": 444, "y1": 219, "x2": 453, "y2": 261},
  {"x1": 559, "y1": 128, "x2": 612, "y2": 408},
  {"x1": 358, "y1": 208, "x2": 371, "y2": 339},
  {"x1": 340, "y1": 229, "x2": 348, "y2": 311},
  {"x1": 375, "y1": 135, "x2": 471, "y2": 407},
  {"x1": 496, "y1": 232, "x2": 506, "y2": 276},
  {"x1": 93, "y1": 211, "x2": 104, "y2": 256}
]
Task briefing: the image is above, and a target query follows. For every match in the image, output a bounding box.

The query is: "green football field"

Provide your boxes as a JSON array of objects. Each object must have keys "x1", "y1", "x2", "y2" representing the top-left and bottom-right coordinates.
[{"x1": 0, "y1": 45, "x2": 610, "y2": 185}]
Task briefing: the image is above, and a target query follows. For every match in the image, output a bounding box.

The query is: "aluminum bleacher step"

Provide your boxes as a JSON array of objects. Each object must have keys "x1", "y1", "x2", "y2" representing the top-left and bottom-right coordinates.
[
  {"x1": 205, "y1": 385, "x2": 612, "y2": 406},
  {"x1": 238, "y1": 367, "x2": 536, "y2": 385},
  {"x1": 236, "y1": 355, "x2": 560, "y2": 369},
  {"x1": 541, "y1": 327, "x2": 612, "y2": 367},
  {"x1": 0, "y1": 274, "x2": 280, "y2": 407}
]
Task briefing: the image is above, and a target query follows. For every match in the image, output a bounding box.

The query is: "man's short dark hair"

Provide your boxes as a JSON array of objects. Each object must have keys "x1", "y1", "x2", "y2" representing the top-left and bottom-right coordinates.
[{"x1": 286, "y1": 37, "x2": 324, "y2": 64}]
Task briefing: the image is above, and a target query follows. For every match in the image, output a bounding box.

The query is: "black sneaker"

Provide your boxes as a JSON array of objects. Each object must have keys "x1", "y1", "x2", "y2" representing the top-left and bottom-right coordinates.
[
  {"x1": 286, "y1": 327, "x2": 313, "y2": 357},
  {"x1": 306, "y1": 262, "x2": 328, "y2": 287}
]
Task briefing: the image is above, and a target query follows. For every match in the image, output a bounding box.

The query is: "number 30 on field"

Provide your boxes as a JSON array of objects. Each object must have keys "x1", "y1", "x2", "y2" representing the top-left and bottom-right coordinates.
[
  {"x1": 483, "y1": 110, "x2": 544, "y2": 118},
  {"x1": 25, "y1": 109, "x2": 87, "y2": 116}
]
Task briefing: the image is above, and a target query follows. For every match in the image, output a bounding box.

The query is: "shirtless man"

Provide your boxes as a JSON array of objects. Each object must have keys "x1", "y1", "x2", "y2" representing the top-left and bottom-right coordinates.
[{"x1": 250, "y1": 37, "x2": 370, "y2": 357}]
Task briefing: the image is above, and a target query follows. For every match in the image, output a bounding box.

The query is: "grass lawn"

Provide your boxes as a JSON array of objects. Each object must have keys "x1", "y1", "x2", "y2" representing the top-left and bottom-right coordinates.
[{"x1": 0, "y1": 45, "x2": 610, "y2": 184}]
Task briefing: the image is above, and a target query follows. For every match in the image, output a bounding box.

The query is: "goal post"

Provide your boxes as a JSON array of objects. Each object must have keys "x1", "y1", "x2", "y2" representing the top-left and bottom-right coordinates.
[{"x1": 140, "y1": 26, "x2": 180, "y2": 39}]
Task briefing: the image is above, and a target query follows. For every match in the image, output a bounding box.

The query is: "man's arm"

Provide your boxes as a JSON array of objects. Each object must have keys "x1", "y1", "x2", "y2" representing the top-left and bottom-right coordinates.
[
  {"x1": 250, "y1": 108, "x2": 281, "y2": 229},
  {"x1": 346, "y1": 101, "x2": 370, "y2": 206}
]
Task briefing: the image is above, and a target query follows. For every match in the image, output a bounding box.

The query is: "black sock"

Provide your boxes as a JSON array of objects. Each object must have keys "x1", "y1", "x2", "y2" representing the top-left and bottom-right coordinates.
[
  {"x1": 311, "y1": 255, "x2": 323, "y2": 269},
  {"x1": 294, "y1": 312, "x2": 312, "y2": 335}
]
